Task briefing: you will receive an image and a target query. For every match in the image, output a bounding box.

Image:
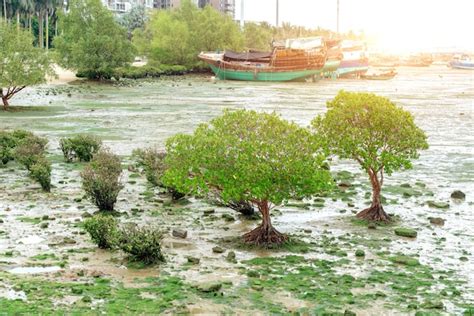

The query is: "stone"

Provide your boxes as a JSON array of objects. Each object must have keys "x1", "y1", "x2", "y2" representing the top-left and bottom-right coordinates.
[
  {"x1": 222, "y1": 214, "x2": 235, "y2": 222},
  {"x1": 196, "y1": 282, "x2": 222, "y2": 293},
  {"x1": 303, "y1": 229, "x2": 312, "y2": 233},
  {"x1": 344, "y1": 311, "x2": 356, "y2": 316},
  {"x1": 450, "y1": 190, "x2": 465, "y2": 200},
  {"x1": 247, "y1": 270, "x2": 260, "y2": 278},
  {"x1": 338, "y1": 181, "x2": 352, "y2": 188},
  {"x1": 0, "y1": 219, "x2": 4, "y2": 224},
  {"x1": 40, "y1": 223, "x2": 48, "y2": 229},
  {"x1": 203, "y1": 209, "x2": 215, "y2": 215},
  {"x1": 172, "y1": 229, "x2": 187, "y2": 239},
  {"x1": 394, "y1": 227, "x2": 417, "y2": 238},
  {"x1": 212, "y1": 246, "x2": 225, "y2": 254},
  {"x1": 226, "y1": 251, "x2": 236, "y2": 262},
  {"x1": 400, "y1": 183, "x2": 411, "y2": 188},
  {"x1": 367, "y1": 223, "x2": 377, "y2": 230},
  {"x1": 389, "y1": 255, "x2": 420, "y2": 266},
  {"x1": 429, "y1": 217, "x2": 445, "y2": 226},
  {"x1": 355, "y1": 249, "x2": 365, "y2": 257},
  {"x1": 187, "y1": 256, "x2": 200, "y2": 264},
  {"x1": 427, "y1": 201, "x2": 449, "y2": 209}
]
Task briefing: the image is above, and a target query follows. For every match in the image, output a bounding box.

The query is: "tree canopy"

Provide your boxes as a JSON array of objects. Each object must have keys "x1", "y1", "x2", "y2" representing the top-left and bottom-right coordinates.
[
  {"x1": 0, "y1": 21, "x2": 54, "y2": 109},
  {"x1": 312, "y1": 91, "x2": 428, "y2": 221},
  {"x1": 54, "y1": 0, "x2": 134, "y2": 80},
  {"x1": 133, "y1": 0, "x2": 243, "y2": 68},
  {"x1": 163, "y1": 109, "x2": 332, "y2": 245}
]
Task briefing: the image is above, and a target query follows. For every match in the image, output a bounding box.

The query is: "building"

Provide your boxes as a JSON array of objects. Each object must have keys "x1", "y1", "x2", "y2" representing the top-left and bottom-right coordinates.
[
  {"x1": 153, "y1": 0, "x2": 182, "y2": 9},
  {"x1": 102, "y1": 0, "x2": 154, "y2": 14},
  {"x1": 198, "y1": 0, "x2": 235, "y2": 18}
]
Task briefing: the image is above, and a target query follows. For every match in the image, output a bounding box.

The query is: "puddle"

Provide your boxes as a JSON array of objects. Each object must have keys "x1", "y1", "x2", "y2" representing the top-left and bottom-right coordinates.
[{"x1": 8, "y1": 266, "x2": 62, "y2": 274}]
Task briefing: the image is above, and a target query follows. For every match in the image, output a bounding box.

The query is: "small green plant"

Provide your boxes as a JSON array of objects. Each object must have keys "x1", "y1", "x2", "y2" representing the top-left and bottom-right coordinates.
[
  {"x1": 83, "y1": 214, "x2": 119, "y2": 249},
  {"x1": 30, "y1": 157, "x2": 52, "y2": 192},
  {"x1": 81, "y1": 150, "x2": 123, "y2": 211},
  {"x1": 133, "y1": 148, "x2": 185, "y2": 200},
  {"x1": 133, "y1": 148, "x2": 166, "y2": 186},
  {"x1": 60, "y1": 135, "x2": 102, "y2": 162},
  {"x1": 14, "y1": 134, "x2": 48, "y2": 170},
  {"x1": 119, "y1": 224, "x2": 165, "y2": 264}
]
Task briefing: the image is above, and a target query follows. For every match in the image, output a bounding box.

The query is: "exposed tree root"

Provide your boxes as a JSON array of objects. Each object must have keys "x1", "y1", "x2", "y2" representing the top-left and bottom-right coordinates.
[
  {"x1": 242, "y1": 224, "x2": 288, "y2": 246},
  {"x1": 356, "y1": 204, "x2": 391, "y2": 222}
]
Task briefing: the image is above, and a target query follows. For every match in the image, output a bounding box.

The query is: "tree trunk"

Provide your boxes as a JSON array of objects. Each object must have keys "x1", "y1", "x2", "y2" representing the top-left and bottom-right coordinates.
[
  {"x1": 45, "y1": 11, "x2": 49, "y2": 49},
  {"x1": 38, "y1": 13, "x2": 44, "y2": 48},
  {"x1": 3, "y1": 0, "x2": 6, "y2": 21},
  {"x1": 16, "y1": 11, "x2": 19, "y2": 31},
  {"x1": 356, "y1": 168, "x2": 391, "y2": 222},
  {"x1": 242, "y1": 200, "x2": 288, "y2": 246},
  {"x1": 2, "y1": 96, "x2": 9, "y2": 110}
]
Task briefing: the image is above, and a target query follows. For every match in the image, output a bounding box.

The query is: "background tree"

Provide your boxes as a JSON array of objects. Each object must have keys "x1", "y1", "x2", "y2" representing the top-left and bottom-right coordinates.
[
  {"x1": 243, "y1": 22, "x2": 273, "y2": 51},
  {"x1": 117, "y1": 4, "x2": 147, "y2": 40},
  {"x1": 312, "y1": 91, "x2": 428, "y2": 222},
  {"x1": 0, "y1": 21, "x2": 54, "y2": 109},
  {"x1": 163, "y1": 110, "x2": 332, "y2": 246},
  {"x1": 134, "y1": 0, "x2": 243, "y2": 68},
  {"x1": 54, "y1": 0, "x2": 134, "y2": 80}
]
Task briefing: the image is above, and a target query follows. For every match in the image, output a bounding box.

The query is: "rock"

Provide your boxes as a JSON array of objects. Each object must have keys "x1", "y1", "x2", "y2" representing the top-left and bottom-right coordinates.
[
  {"x1": 338, "y1": 181, "x2": 352, "y2": 188},
  {"x1": 203, "y1": 209, "x2": 215, "y2": 215},
  {"x1": 40, "y1": 223, "x2": 49, "y2": 229},
  {"x1": 187, "y1": 256, "x2": 200, "y2": 264},
  {"x1": 344, "y1": 311, "x2": 356, "y2": 316},
  {"x1": 389, "y1": 255, "x2": 420, "y2": 266},
  {"x1": 400, "y1": 183, "x2": 411, "y2": 188},
  {"x1": 347, "y1": 203, "x2": 355, "y2": 207},
  {"x1": 222, "y1": 214, "x2": 235, "y2": 222},
  {"x1": 367, "y1": 223, "x2": 377, "y2": 230},
  {"x1": 421, "y1": 300, "x2": 443, "y2": 309},
  {"x1": 0, "y1": 219, "x2": 4, "y2": 224},
  {"x1": 247, "y1": 270, "x2": 260, "y2": 278},
  {"x1": 82, "y1": 296, "x2": 92, "y2": 303},
  {"x1": 460, "y1": 256, "x2": 468, "y2": 262},
  {"x1": 450, "y1": 190, "x2": 465, "y2": 200},
  {"x1": 394, "y1": 227, "x2": 417, "y2": 238},
  {"x1": 303, "y1": 229, "x2": 312, "y2": 233},
  {"x1": 172, "y1": 229, "x2": 187, "y2": 239},
  {"x1": 427, "y1": 201, "x2": 449, "y2": 209},
  {"x1": 355, "y1": 249, "x2": 365, "y2": 257},
  {"x1": 226, "y1": 251, "x2": 236, "y2": 262},
  {"x1": 212, "y1": 246, "x2": 225, "y2": 254},
  {"x1": 71, "y1": 287, "x2": 83, "y2": 295},
  {"x1": 196, "y1": 282, "x2": 222, "y2": 293},
  {"x1": 89, "y1": 270, "x2": 105, "y2": 278},
  {"x1": 429, "y1": 217, "x2": 445, "y2": 226}
]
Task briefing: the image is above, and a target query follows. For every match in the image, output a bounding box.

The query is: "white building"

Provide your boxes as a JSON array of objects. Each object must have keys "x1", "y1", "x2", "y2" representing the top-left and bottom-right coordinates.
[{"x1": 101, "y1": 0, "x2": 154, "y2": 14}]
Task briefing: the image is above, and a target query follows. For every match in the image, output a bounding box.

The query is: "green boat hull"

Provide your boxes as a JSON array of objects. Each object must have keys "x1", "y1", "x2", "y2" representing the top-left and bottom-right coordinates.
[{"x1": 209, "y1": 65, "x2": 323, "y2": 82}]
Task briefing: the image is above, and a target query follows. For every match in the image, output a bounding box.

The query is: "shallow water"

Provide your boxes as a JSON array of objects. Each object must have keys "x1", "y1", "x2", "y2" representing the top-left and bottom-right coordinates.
[{"x1": 0, "y1": 65, "x2": 473, "y2": 313}]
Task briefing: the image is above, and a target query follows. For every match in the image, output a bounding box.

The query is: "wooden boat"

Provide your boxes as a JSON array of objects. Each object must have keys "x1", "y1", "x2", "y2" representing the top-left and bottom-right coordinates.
[
  {"x1": 449, "y1": 54, "x2": 474, "y2": 70},
  {"x1": 336, "y1": 40, "x2": 369, "y2": 77},
  {"x1": 361, "y1": 69, "x2": 397, "y2": 80},
  {"x1": 198, "y1": 37, "x2": 327, "y2": 82}
]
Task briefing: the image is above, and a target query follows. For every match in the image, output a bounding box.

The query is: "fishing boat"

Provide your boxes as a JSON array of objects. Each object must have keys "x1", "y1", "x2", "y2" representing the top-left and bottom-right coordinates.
[
  {"x1": 198, "y1": 37, "x2": 327, "y2": 81},
  {"x1": 361, "y1": 68, "x2": 397, "y2": 80},
  {"x1": 336, "y1": 40, "x2": 369, "y2": 77},
  {"x1": 449, "y1": 54, "x2": 474, "y2": 70}
]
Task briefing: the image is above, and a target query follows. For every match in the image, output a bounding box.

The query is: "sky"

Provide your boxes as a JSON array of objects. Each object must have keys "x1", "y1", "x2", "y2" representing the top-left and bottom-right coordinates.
[{"x1": 235, "y1": 0, "x2": 474, "y2": 53}]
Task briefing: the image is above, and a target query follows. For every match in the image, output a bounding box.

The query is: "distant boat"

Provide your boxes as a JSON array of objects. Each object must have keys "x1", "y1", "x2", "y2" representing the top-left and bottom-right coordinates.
[
  {"x1": 361, "y1": 68, "x2": 397, "y2": 80},
  {"x1": 198, "y1": 37, "x2": 328, "y2": 82},
  {"x1": 400, "y1": 54, "x2": 432, "y2": 67},
  {"x1": 449, "y1": 54, "x2": 474, "y2": 70},
  {"x1": 336, "y1": 40, "x2": 369, "y2": 77}
]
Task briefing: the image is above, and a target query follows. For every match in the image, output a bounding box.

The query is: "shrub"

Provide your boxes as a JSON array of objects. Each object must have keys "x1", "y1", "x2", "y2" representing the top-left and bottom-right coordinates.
[
  {"x1": 83, "y1": 214, "x2": 119, "y2": 249},
  {"x1": 81, "y1": 150, "x2": 123, "y2": 211},
  {"x1": 14, "y1": 135, "x2": 48, "y2": 170},
  {"x1": 133, "y1": 148, "x2": 185, "y2": 200},
  {"x1": 119, "y1": 224, "x2": 164, "y2": 264},
  {"x1": 112, "y1": 65, "x2": 187, "y2": 80},
  {"x1": 30, "y1": 157, "x2": 52, "y2": 192},
  {"x1": 132, "y1": 148, "x2": 166, "y2": 186},
  {"x1": 0, "y1": 130, "x2": 39, "y2": 165},
  {"x1": 60, "y1": 135, "x2": 102, "y2": 162}
]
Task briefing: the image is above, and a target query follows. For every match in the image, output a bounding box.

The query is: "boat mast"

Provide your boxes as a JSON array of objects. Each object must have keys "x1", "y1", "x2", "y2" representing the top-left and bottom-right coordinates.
[
  {"x1": 336, "y1": 0, "x2": 340, "y2": 33},
  {"x1": 276, "y1": 0, "x2": 279, "y2": 27},
  {"x1": 240, "y1": 0, "x2": 244, "y2": 28}
]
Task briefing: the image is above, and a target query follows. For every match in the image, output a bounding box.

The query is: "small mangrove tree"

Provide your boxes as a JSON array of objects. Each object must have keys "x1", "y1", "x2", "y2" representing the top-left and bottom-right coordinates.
[{"x1": 313, "y1": 91, "x2": 428, "y2": 221}]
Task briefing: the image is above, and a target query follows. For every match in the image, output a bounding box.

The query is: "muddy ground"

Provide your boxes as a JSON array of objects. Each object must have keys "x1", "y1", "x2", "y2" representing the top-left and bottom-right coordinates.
[{"x1": 0, "y1": 66, "x2": 473, "y2": 315}]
